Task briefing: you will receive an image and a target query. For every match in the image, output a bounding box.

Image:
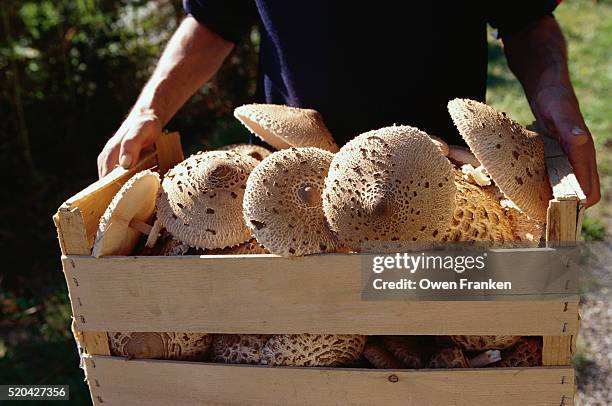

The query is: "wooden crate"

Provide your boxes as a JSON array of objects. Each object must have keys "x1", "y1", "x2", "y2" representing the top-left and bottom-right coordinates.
[{"x1": 54, "y1": 132, "x2": 586, "y2": 406}]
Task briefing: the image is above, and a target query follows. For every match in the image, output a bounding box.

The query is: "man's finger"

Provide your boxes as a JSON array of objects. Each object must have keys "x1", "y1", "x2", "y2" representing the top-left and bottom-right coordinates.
[
  {"x1": 118, "y1": 129, "x2": 144, "y2": 171},
  {"x1": 563, "y1": 142, "x2": 601, "y2": 208}
]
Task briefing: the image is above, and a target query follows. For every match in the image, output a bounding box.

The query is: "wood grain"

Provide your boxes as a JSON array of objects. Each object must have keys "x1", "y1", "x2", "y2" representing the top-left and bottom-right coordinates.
[
  {"x1": 83, "y1": 356, "x2": 575, "y2": 406},
  {"x1": 63, "y1": 253, "x2": 579, "y2": 335},
  {"x1": 543, "y1": 136, "x2": 587, "y2": 203},
  {"x1": 543, "y1": 336, "x2": 575, "y2": 366},
  {"x1": 57, "y1": 150, "x2": 158, "y2": 251},
  {"x1": 546, "y1": 200, "x2": 579, "y2": 247},
  {"x1": 154, "y1": 132, "x2": 184, "y2": 176}
]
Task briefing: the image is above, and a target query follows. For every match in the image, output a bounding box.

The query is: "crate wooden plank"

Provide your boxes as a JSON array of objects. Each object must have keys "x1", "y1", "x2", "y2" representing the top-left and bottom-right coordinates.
[
  {"x1": 54, "y1": 207, "x2": 90, "y2": 256},
  {"x1": 543, "y1": 336, "x2": 575, "y2": 366},
  {"x1": 57, "y1": 150, "x2": 158, "y2": 251},
  {"x1": 83, "y1": 356, "x2": 575, "y2": 406},
  {"x1": 154, "y1": 131, "x2": 183, "y2": 175},
  {"x1": 546, "y1": 200, "x2": 579, "y2": 247},
  {"x1": 63, "y1": 254, "x2": 579, "y2": 335},
  {"x1": 543, "y1": 136, "x2": 587, "y2": 203}
]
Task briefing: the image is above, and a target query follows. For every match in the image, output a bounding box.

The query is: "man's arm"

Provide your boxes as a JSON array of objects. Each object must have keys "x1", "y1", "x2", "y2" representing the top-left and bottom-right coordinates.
[
  {"x1": 503, "y1": 15, "x2": 600, "y2": 207},
  {"x1": 97, "y1": 16, "x2": 234, "y2": 177}
]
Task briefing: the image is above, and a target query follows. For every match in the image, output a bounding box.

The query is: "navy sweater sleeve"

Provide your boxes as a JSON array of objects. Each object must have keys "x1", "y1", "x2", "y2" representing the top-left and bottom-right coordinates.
[
  {"x1": 485, "y1": 0, "x2": 560, "y2": 38},
  {"x1": 183, "y1": 0, "x2": 258, "y2": 43}
]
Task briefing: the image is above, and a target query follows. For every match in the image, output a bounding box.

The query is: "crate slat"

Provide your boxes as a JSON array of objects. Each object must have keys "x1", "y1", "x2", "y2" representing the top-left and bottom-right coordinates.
[
  {"x1": 154, "y1": 132, "x2": 184, "y2": 176},
  {"x1": 83, "y1": 356, "x2": 575, "y2": 406},
  {"x1": 63, "y1": 253, "x2": 578, "y2": 336}
]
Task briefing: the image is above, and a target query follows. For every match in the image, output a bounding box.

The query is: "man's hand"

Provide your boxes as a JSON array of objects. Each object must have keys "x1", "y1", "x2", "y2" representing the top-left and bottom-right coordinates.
[
  {"x1": 95, "y1": 17, "x2": 234, "y2": 178},
  {"x1": 97, "y1": 109, "x2": 162, "y2": 178},
  {"x1": 503, "y1": 15, "x2": 601, "y2": 207},
  {"x1": 532, "y1": 86, "x2": 600, "y2": 207}
]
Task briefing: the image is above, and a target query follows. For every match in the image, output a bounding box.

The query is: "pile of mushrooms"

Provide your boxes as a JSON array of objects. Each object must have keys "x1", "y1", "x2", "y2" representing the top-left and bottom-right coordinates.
[{"x1": 91, "y1": 101, "x2": 551, "y2": 365}]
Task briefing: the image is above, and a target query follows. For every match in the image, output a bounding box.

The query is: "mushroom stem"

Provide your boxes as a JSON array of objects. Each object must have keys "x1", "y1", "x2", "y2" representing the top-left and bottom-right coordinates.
[
  {"x1": 145, "y1": 219, "x2": 163, "y2": 248},
  {"x1": 129, "y1": 218, "x2": 153, "y2": 235},
  {"x1": 468, "y1": 350, "x2": 501, "y2": 367}
]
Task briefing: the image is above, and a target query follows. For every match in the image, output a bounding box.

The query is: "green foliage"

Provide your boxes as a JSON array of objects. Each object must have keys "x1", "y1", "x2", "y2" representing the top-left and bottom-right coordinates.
[{"x1": 582, "y1": 216, "x2": 607, "y2": 241}]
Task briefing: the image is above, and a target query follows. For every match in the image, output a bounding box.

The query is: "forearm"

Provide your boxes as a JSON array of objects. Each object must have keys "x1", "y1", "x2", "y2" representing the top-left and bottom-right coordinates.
[
  {"x1": 503, "y1": 15, "x2": 578, "y2": 115},
  {"x1": 132, "y1": 16, "x2": 234, "y2": 125},
  {"x1": 503, "y1": 14, "x2": 600, "y2": 207}
]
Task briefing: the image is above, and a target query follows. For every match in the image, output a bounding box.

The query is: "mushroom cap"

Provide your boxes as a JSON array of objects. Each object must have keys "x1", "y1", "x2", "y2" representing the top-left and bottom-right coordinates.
[
  {"x1": 261, "y1": 334, "x2": 367, "y2": 367},
  {"x1": 447, "y1": 99, "x2": 552, "y2": 221},
  {"x1": 427, "y1": 347, "x2": 470, "y2": 368},
  {"x1": 499, "y1": 337, "x2": 542, "y2": 367},
  {"x1": 156, "y1": 150, "x2": 258, "y2": 249},
  {"x1": 447, "y1": 145, "x2": 481, "y2": 168},
  {"x1": 212, "y1": 334, "x2": 271, "y2": 365},
  {"x1": 234, "y1": 104, "x2": 339, "y2": 152},
  {"x1": 429, "y1": 135, "x2": 450, "y2": 156},
  {"x1": 504, "y1": 203, "x2": 544, "y2": 246},
  {"x1": 202, "y1": 239, "x2": 269, "y2": 255},
  {"x1": 243, "y1": 147, "x2": 339, "y2": 256},
  {"x1": 218, "y1": 143, "x2": 271, "y2": 161},
  {"x1": 322, "y1": 125, "x2": 456, "y2": 251},
  {"x1": 93, "y1": 170, "x2": 160, "y2": 257},
  {"x1": 449, "y1": 335, "x2": 520, "y2": 351},
  {"x1": 108, "y1": 332, "x2": 212, "y2": 361},
  {"x1": 381, "y1": 336, "x2": 433, "y2": 369},
  {"x1": 363, "y1": 341, "x2": 406, "y2": 369},
  {"x1": 440, "y1": 169, "x2": 515, "y2": 243}
]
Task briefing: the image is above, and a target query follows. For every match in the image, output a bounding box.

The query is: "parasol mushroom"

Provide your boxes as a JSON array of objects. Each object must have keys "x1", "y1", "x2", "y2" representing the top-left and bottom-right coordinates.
[
  {"x1": 322, "y1": 125, "x2": 456, "y2": 251},
  {"x1": 156, "y1": 150, "x2": 258, "y2": 250},
  {"x1": 448, "y1": 98, "x2": 552, "y2": 222},
  {"x1": 108, "y1": 332, "x2": 212, "y2": 361},
  {"x1": 261, "y1": 334, "x2": 367, "y2": 367},
  {"x1": 92, "y1": 170, "x2": 160, "y2": 257},
  {"x1": 212, "y1": 334, "x2": 271, "y2": 365},
  {"x1": 218, "y1": 143, "x2": 271, "y2": 161},
  {"x1": 243, "y1": 147, "x2": 339, "y2": 256},
  {"x1": 234, "y1": 104, "x2": 339, "y2": 152}
]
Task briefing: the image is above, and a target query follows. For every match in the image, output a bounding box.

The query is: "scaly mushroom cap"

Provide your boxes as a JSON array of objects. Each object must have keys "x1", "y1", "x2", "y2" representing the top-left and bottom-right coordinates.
[
  {"x1": 448, "y1": 99, "x2": 552, "y2": 221},
  {"x1": 322, "y1": 125, "x2": 456, "y2": 251},
  {"x1": 427, "y1": 347, "x2": 470, "y2": 368},
  {"x1": 450, "y1": 335, "x2": 520, "y2": 351},
  {"x1": 202, "y1": 239, "x2": 269, "y2": 255},
  {"x1": 243, "y1": 147, "x2": 339, "y2": 256},
  {"x1": 440, "y1": 169, "x2": 515, "y2": 243},
  {"x1": 499, "y1": 337, "x2": 542, "y2": 367},
  {"x1": 218, "y1": 143, "x2": 271, "y2": 161},
  {"x1": 93, "y1": 170, "x2": 160, "y2": 257},
  {"x1": 447, "y1": 145, "x2": 481, "y2": 168},
  {"x1": 156, "y1": 151, "x2": 258, "y2": 249},
  {"x1": 108, "y1": 332, "x2": 212, "y2": 361},
  {"x1": 363, "y1": 341, "x2": 406, "y2": 369},
  {"x1": 261, "y1": 334, "x2": 367, "y2": 367},
  {"x1": 381, "y1": 336, "x2": 432, "y2": 369},
  {"x1": 212, "y1": 334, "x2": 271, "y2": 365},
  {"x1": 234, "y1": 104, "x2": 339, "y2": 152},
  {"x1": 504, "y1": 203, "x2": 544, "y2": 245}
]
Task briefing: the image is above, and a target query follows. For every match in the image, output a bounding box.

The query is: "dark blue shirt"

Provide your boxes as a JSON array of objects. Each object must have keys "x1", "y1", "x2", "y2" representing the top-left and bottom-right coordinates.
[{"x1": 184, "y1": 1, "x2": 558, "y2": 146}]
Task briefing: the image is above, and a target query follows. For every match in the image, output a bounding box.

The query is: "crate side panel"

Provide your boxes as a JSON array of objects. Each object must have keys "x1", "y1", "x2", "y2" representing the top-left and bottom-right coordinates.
[
  {"x1": 84, "y1": 357, "x2": 575, "y2": 406},
  {"x1": 65, "y1": 255, "x2": 579, "y2": 335}
]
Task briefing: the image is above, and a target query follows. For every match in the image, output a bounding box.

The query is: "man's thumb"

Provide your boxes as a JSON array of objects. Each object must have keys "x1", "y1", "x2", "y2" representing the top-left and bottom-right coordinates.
[{"x1": 119, "y1": 131, "x2": 144, "y2": 170}]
